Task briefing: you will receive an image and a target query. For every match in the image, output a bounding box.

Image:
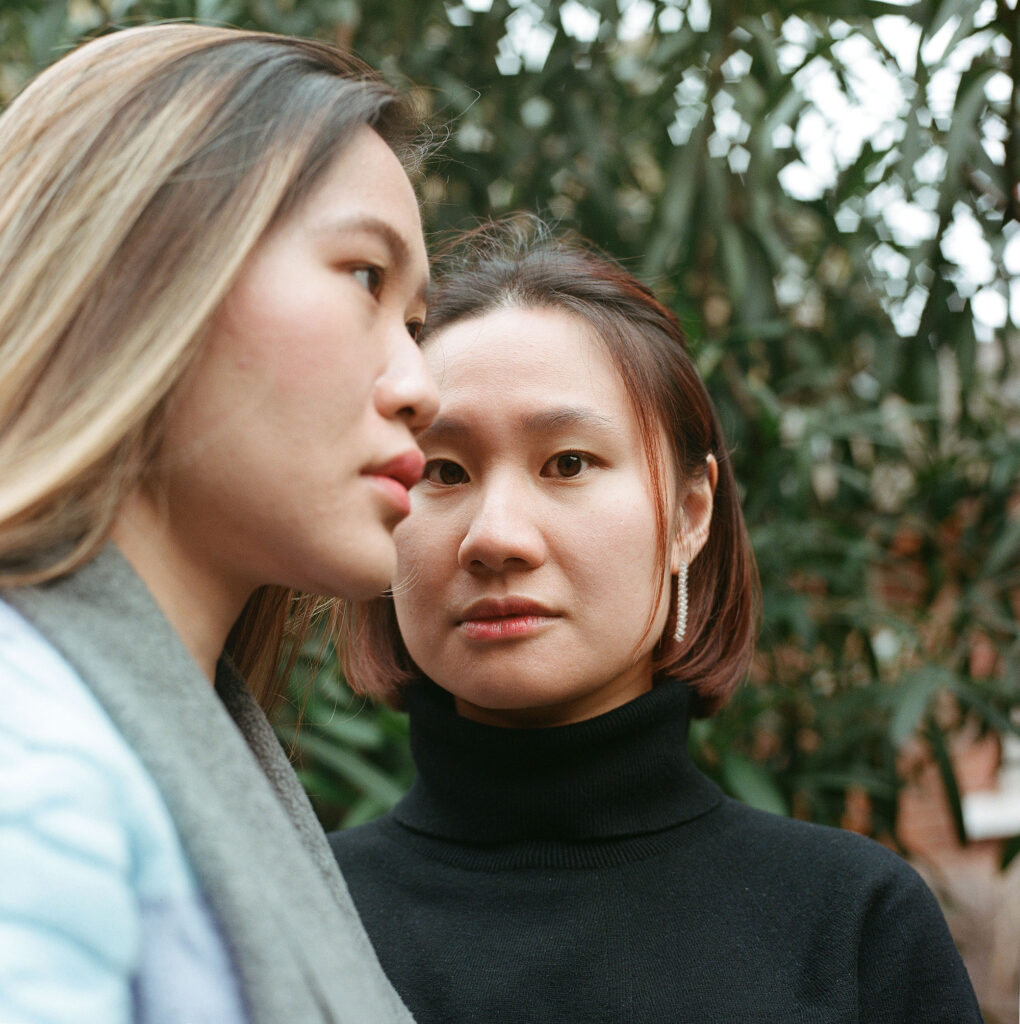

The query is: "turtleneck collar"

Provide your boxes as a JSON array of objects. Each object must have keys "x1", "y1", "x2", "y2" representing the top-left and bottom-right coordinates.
[{"x1": 393, "y1": 679, "x2": 722, "y2": 846}]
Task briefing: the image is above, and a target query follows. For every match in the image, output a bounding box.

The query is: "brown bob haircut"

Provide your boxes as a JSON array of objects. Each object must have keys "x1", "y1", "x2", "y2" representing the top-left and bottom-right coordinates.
[{"x1": 341, "y1": 215, "x2": 759, "y2": 717}]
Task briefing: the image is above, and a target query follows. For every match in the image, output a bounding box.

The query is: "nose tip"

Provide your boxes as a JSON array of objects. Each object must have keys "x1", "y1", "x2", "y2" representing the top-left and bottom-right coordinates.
[
  {"x1": 457, "y1": 484, "x2": 545, "y2": 573},
  {"x1": 376, "y1": 337, "x2": 439, "y2": 432}
]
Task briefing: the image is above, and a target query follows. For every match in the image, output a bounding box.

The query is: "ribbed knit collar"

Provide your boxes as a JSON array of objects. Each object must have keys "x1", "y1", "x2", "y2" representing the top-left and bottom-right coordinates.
[{"x1": 393, "y1": 679, "x2": 722, "y2": 845}]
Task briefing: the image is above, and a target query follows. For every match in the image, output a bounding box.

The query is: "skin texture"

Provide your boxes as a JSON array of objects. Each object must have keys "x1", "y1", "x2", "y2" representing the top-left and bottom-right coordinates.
[
  {"x1": 113, "y1": 127, "x2": 438, "y2": 680},
  {"x1": 393, "y1": 305, "x2": 715, "y2": 728}
]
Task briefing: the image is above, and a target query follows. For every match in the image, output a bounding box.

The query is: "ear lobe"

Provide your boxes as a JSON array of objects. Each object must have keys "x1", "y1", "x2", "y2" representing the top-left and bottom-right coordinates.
[{"x1": 670, "y1": 454, "x2": 717, "y2": 573}]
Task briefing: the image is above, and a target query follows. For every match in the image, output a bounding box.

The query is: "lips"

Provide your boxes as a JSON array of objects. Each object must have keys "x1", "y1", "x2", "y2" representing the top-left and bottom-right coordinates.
[
  {"x1": 363, "y1": 449, "x2": 425, "y2": 515},
  {"x1": 457, "y1": 597, "x2": 557, "y2": 623},
  {"x1": 366, "y1": 449, "x2": 426, "y2": 490},
  {"x1": 456, "y1": 597, "x2": 559, "y2": 641}
]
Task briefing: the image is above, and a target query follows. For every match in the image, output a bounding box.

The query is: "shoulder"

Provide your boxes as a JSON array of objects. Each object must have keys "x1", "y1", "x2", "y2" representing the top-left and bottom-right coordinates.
[
  {"x1": 0, "y1": 598, "x2": 192, "y2": 881},
  {"x1": 703, "y1": 796, "x2": 948, "y2": 919},
  {"x1": 329, "y1": 815, "x2": 394, "y2": 862},
  {"x1": 711, "y1": 795, "x2": 919, "y2": 879},
  {"x1": 700, "y1": 799, "x2": 982, "y2": 1020},
  {"x1": 0, "y1": 598, "x2": 197, "y2": 1022}
]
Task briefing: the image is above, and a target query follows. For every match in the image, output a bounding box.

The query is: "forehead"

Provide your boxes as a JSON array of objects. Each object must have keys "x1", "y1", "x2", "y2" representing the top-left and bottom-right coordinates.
[
  {"x1": 290, "y1": 127, "x2": 427, "y2": 269},
  {"x1": 424, "y1": 305, "x2": 633, "y2": 420}
]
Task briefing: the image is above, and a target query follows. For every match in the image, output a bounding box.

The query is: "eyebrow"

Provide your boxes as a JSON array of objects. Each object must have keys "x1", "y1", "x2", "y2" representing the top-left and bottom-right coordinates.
[
  {"x1": 420, "y1": 406, "x2": 617, "y2": 445},
  {"x1": 317, "y1": 214, "x2": 428, "y2": 307}
]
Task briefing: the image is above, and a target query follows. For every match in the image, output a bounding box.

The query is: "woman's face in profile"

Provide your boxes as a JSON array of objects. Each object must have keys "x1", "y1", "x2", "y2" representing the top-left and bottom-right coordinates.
[
  {"x1": 156, "y1": 127, "x2": 438, "y2": 602},
  {"x1": 392, "y1": 305, "x2": 684, "y2": 728}
]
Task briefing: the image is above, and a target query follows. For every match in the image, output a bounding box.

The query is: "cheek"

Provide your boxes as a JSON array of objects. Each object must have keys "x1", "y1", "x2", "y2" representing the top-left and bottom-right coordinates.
[
  {"x1": 221, "y1": 266, "x2": 361, "y2": 381},
  {"x1": 392, "y1": 519, "x2": 445, "y2": 623},
  {"x1": 582, "y1": 496, "x2": 668, "y2": 618}
]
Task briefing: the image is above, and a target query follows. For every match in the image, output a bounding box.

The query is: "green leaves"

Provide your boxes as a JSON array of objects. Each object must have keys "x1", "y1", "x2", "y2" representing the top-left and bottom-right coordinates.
[
  {"x1": 720, "y1": 751, "x2": 790, "y2": 815},
  {"x1": 2, "y1": 0, "x2": 1012, "y2": 848}
]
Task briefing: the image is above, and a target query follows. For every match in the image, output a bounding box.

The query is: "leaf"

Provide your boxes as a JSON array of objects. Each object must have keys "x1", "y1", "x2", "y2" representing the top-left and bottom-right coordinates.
[
  {"x1": 792, "y1": 770, "x2": 899, "y2": 801},
  {"x1": 921, "y1": 0, "x2": 976, "y2": 46},
  {"x1": 925, "y1": 721, "x2": 968, "y2": 845},
  {"x1": 983, "y1": 518, "x2": 1020, "y2": 579},
  {"x1": 1002, "y1": 834, "x2": 1020, "y2": 871},
  {"x1": 950, "y1": 680, "x2": 1020, "y2": 737},
  {"x1": 640, "y1": 114, "x2": 708, "y2": 279},
  {"x1": 313, "y1": 710, "x2": 387, "y2": 750},
  {"x1": 720, "y1": 752, "x2": 789, "y2": 816},
  {"x1": 888, "y1": 668, "x2": 947, "y2": 747},
  {"x1": 293, "y1": 731, "x2": 406, "y2": 808},
  {"x1": 24, "y1": 0, "x2": 66, "y2": 69},
  {"x1": 937, "y1": 65, "x2": 995, "y2": 216}
]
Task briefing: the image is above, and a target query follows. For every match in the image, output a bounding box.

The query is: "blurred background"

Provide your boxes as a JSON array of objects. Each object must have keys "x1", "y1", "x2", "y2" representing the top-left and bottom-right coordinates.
[{"x1": 2, "y1": 0, "x2": 1017, "y2": 1016}]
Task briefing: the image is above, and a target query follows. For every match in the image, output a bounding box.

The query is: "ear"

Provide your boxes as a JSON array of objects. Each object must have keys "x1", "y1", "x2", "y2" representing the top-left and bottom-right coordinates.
[{"x1": 670, "y1": 454, "x2": 718, "y2": 574}]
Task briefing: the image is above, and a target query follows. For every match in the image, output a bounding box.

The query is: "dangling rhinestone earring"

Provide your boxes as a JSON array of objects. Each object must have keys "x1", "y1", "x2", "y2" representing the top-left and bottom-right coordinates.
[{"x1": 674, "y1": 562, "x2": 689, "y2": 644}]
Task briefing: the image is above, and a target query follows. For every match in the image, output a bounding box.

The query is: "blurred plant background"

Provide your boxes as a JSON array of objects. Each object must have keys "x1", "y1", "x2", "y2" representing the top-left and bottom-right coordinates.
[{"x1": 3, "y1": 0, "x2": 1017, "y2": 1012}]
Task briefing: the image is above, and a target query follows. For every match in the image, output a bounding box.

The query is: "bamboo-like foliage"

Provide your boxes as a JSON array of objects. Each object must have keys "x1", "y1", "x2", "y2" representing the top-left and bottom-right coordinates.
[{"x1": 2, "y1": 0, "x2": 1016, "y2": 852}]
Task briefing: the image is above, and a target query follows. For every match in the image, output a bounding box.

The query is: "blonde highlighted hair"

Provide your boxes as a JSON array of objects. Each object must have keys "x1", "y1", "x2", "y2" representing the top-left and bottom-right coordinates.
[{"x1": 0, "y1": 23, "x2": 419, "y2": 704}]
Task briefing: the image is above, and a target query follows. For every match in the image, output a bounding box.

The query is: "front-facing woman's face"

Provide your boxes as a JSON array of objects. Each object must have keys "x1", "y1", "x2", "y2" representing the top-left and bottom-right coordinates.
[
  {"x1": 393, "y1": 305, "x2": 693, "y2": 728},
  {"x1": 158, "y1": 126, "x2": 438, "y2": 603}
]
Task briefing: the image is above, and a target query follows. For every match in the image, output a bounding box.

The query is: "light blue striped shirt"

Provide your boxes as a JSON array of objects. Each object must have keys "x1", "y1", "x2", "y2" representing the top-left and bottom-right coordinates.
[{"x1": 0, "y1": 598, "x2": 247, "y2": 1024}]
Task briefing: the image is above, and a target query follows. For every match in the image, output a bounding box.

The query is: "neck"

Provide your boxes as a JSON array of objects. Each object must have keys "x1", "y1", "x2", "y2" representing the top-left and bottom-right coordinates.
[
  {"x1": 452, "y1": 658, "x2": 654, "y2": 729},
  {"x1": 111, "y1": 490, "x2": 251, "y2": 683},
  {"x1": 395, "y1": 678, "x2": 721, "y2": 848}
]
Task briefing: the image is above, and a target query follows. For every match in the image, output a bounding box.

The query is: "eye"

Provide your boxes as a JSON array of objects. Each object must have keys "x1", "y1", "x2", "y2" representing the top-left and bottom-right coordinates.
[
  {"x1": 542, "y1": 452, "x2": 591, "y2": 479},
  {"x1": 352, "y1": 265, "x2": 382, "y2": 296},
  {"x1": 406, "y1": 319, "x2": 424, "y2": 342},
  {"x1": 423, "y1": 459, "x2": 468, "y2": 486}
]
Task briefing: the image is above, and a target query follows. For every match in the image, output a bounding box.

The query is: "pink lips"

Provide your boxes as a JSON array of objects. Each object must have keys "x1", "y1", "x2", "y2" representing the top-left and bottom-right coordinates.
[
  {"x1": 364, "y1": 449, "x2": 425, "y2": 515},
  {"x1": 457, "y1": 597, "x2": 558, "y2": 641}
]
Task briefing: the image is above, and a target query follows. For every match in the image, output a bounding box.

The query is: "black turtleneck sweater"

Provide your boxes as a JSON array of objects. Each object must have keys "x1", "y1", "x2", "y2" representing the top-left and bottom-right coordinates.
[{"x1": 329, "y1": 681, "x2": 982, "y2": 1023}]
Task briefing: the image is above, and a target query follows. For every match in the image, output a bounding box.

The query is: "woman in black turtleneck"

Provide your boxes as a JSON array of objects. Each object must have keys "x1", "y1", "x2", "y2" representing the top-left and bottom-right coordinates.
[{"x1": 329, "y1": 217, "x2": 983, "y2": 1023}]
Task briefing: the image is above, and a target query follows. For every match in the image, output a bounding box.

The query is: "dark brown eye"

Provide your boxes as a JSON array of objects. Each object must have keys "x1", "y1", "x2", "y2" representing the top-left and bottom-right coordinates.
[
  {"x1": 557, "y1": 454, "x2": 583, "y2": 477},
  {"x1": 424, "y1": 460, "x2": 467, "y2": 485},
  {"x1": 543, "y1": 452, "x2": 589, "y2": 478}
]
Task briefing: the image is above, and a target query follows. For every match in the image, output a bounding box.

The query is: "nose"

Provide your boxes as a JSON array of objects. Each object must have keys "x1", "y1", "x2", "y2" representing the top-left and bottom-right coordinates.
[
  {"x1": 374, "y1": 328, "x2": 440, "y2": 433},
  {"x1": 458, "y1": 475, "x2": 546, "y2": 573}
]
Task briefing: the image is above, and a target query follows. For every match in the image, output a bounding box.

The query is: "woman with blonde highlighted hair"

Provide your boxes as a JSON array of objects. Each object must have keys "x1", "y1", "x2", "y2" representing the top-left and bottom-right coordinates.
[
  {"x1": 330, "y1": 217, "x2": 982, "y2": 1023},
  {"x1": 0, "y1": 24, "x2": 437, "y2": 1023}
]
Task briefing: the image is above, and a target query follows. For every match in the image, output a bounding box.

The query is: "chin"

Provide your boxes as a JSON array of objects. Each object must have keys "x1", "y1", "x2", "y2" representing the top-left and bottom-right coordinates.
[
  {"x1": 343, "y1": 554, "x2": 398, "y2": 601},
  {"x1": 304, "y1": 541, "x2": 396, "y2": 601}
]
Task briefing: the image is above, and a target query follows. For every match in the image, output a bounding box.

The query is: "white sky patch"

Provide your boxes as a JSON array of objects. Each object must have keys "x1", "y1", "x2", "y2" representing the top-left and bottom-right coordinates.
[
  {"x1": 913, "y1": 146, "x2": 947, "y2": 183},
  {"x1": 446, "y1": 4, "x2": 473, "y2": 27},
  {"x1": 884, "y1": 199, "x2": 939, "y2": 248},
  {"x1": 1004, "y1": 224, "x2": 1020, "y2": 277},
  {"x1": 973, "y1": 287, "x2": 1008, "y2": 329},
  {"x1": 779, "y1": 40, "x2": 907, "y2": 202},
  {"x1": 920, "y1": 15, "x2": 962, "y2": 65},
  {"x1": 728, "y1": 145, "x2": 751, "y2": 174},
  {"x1": 560, "y1": 0, "x2": 600, "y2": 42},
  {"x1": 985, "y1": 70, "x2": 1011, "y2": 103},
  {"x1": 926, "y1": 29, "x2": 999, "y2": 120},
  {"x1": 669, "y1": 68, "x2": 708, "y2": 146},
  {"x1": 942, "y1": 203, "x2": 997, "y2": 291},
  {"x1": 721, "y1": 49, "x2": 752, "y2": 82},
  {"x1": 495, "y1": 4, "x2": 556, "y2": 74},
  {"x1": 874, "y1": 15, "x2": 920, "y2": 75},
  {"x1": 617, "y1": 0, "x2": 655, "y2": 42},
  {"x1": 1006, "y1": 223, "x2": 1020, "y2": 329},
  {"x1": 685, "y1": 0, "x2": 710, "y2": 33},
  {"x1": 463, "y1": 0, "x2": 494, "y2": 11},
  {"x1": 521, "y1": 94, "x2": 553, "y2": 128},
  {"x1": 658, "y1": 5, "x2": 683, "y2": 32}
]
